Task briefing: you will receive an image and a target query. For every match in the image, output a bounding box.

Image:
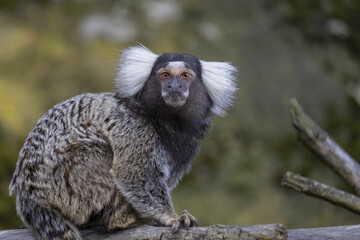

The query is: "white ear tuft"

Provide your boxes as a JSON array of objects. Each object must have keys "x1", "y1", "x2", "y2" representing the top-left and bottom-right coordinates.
[
  {"x1": 115, "y1": 45, "x2": 158, "y2": 97},
  {"x1": 200, "y1": 61, "x2": 238, "y2": 116}
]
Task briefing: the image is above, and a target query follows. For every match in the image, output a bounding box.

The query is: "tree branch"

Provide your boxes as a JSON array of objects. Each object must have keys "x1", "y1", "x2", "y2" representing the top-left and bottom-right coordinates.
[
  {"x1": 4, "y1": 223, "x2": 360, "y2": 240},
  {"x1": 0, "y1": 224, "x2": 287, "y2": 240},
  {"x1": 287, "y1": 224, "x2": 360, "y2": 240},
  {"x1": 289, "y1": 98, "x2": 360, "y2": 195},
  {"x1": 281, "y1": 171, "x2": 360, "y2": 214}
]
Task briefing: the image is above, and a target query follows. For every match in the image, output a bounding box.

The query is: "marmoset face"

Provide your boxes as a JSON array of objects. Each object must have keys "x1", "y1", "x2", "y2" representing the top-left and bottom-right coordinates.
[
  {"x1": 157, "y1": 61, "x2": 197, "y2": 107},
  {"x1": 149, "y1": 52, "x2": 202, "y2": 108}
]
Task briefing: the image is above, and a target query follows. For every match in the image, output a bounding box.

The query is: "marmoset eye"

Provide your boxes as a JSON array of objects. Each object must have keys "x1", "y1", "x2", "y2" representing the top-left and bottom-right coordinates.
[
  {"x1": 161, "y1": 72, "x2": 170, "y2": 79},
  {"x1": 182, "y1": 73, "x2": 190, "y2": 79}
]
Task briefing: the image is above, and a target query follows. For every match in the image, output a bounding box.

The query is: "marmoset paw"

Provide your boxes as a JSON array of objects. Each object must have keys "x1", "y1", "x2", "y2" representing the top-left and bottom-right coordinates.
[
  {"x1": 179, "y1": 209, "x2": 198, "y2": 230},
  {"x1": 171, "y1": 209, "x2": 198, "y2": 233},
  {"x1": 170, "y1": 218, "x2": 181, "y2": 234}
]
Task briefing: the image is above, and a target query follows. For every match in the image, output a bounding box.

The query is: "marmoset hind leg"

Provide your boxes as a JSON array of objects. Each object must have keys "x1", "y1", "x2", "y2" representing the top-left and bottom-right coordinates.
[
  {"x1": 15, "y1": 141, "x2": 142, "y2": 239},
  {"x1": 17, "y1": 190, "x2": 142, "y2": 240},
  {"x1": 17, "y1": 195, "x2": 81, "y2": 240},
  {"x1": 89, "y1": 190, "x2": 143, "y2": 230}
]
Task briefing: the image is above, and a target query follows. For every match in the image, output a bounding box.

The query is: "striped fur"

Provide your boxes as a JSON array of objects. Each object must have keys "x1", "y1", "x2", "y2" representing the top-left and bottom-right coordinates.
[{"x1": 9, "y1": 45, "x2": 237, "y2": 240}]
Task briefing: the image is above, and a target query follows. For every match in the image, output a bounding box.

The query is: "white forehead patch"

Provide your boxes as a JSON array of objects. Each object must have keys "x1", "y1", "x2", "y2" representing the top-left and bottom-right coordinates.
[
  {"x1": 167, "y1": 61, "x2": 185, "y2": 68},
  {"x1": 164, "y1": 61, "x2": 187, "y2": 75}
]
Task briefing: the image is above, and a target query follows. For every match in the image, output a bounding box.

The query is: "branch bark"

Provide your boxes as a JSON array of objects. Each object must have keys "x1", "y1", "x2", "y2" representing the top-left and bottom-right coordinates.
[
  {"x1": 3, "y1": 224, "x2": 360, "y2": 240},
  {"x1": 289, "y1": 98, "x2": 360, "y2": 196},
  {"x1": 281, "y1": 171, "x2": 360, "y2": 214},
  {"x1": 0, "y1": 224, "x2": 287, "y2": 240},
  {"x1": 287, "y1": 224, "x2": 360, "y2": 240}
]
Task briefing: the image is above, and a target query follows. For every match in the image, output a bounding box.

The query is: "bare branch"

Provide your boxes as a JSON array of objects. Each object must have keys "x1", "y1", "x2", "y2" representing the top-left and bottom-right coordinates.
[
  {"x1": 289, "y1": 98, "x2": 360, "y2": 195},
  {"x1": 281, "y1": 171, "x2": 360, "y2": 214},
  {"x1": 0, "y1": 224, "x2": 287, "y2": 240},
  {"x1": 4, "y1": 223, "x2": 360, "y2": 240},
  {"x1": 288, "y1": 224, "x2": 360, "y2": 240}
]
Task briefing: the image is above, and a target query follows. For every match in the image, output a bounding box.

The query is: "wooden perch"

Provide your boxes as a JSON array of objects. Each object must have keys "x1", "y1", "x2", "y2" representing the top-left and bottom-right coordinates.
[
  {"x1": 3, "y1": 224, "x2": 360, "y2": 240},
  {"x1": 0, "y1": 224, "x2": 286, "y2": 240},
  {"x1": 281, "y1": 171, "x2": 360, "y2": 214},
  {"x1": 289, "y1": 98, "x2": 360, "y2": 196},
  {"x1": 287, "y1": 224, "x2": 360, "y2": 240}
]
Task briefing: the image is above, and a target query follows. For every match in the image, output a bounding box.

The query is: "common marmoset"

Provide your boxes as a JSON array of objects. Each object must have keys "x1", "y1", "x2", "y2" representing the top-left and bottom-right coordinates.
[{"x1": 9, "y1": 45, "x2": 237, "y2": 240}]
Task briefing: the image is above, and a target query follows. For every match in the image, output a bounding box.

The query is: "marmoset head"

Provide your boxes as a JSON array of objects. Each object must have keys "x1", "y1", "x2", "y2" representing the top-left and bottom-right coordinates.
[
  {"x1": 149, "y1": 53, "x2": 202, "y2": 108},
  {"x1": 115, "y1": 45, "x2": 237, "y2": 116}
]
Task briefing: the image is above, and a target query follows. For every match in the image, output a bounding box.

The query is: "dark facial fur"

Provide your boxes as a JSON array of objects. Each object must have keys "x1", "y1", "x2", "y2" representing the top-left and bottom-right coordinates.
[{"x1": 137, "y1": 53, "x2": 212, "y2": 123}]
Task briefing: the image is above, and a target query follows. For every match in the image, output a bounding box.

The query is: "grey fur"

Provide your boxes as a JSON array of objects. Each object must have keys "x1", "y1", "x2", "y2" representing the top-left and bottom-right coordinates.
[{"x1": 9, "y1": 47, "x2": 237, "y2": 240}]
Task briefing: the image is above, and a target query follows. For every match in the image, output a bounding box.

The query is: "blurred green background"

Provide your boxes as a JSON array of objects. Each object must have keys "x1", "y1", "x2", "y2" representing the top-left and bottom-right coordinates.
[{"x1": 1, "y1": 0, "x2": 360, "y2": 230}]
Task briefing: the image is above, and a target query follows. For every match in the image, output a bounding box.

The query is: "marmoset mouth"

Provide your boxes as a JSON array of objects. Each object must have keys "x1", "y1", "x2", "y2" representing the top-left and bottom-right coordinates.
[{"x1": 162, "y1": 92, "x2": 187, "y2": 107}]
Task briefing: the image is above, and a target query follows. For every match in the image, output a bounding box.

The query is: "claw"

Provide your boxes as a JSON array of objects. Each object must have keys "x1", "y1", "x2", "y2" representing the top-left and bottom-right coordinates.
[
  {"x1": 179, "y1": 209, "x2": 197, "y2": 230},
  {"x1": 171, "y1": 225, "x2": 179, "y2": 234},
  {"x1": 180, "y1": 214, "x2": 191, "y2": 230},
  {"x1": 170, "y1": 210, "x2": 198, "y2": 234},
  {"x1": 190, "y1": 219, "x2": 198, "y2": 227},
  {"x1": 171, "y1": 219, "x2": 180, "y2": 234},
  {"x1": 184, "y1": 222, "x2": 190, "y2": 230}
]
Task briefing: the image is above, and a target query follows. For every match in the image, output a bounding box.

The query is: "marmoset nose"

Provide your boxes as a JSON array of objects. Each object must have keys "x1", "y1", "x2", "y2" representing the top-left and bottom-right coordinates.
[{"x1": 168, "y1": 79, "x2": 183, "y2": 90}]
